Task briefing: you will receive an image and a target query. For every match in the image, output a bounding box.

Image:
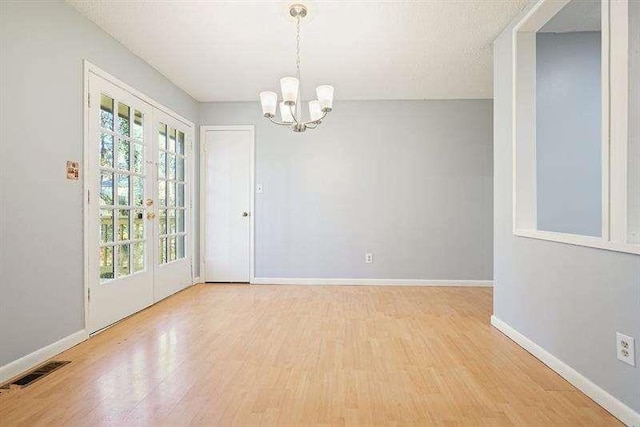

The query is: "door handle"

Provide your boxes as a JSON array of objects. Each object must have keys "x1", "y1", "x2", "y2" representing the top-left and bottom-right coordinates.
[
  {"x1": 147, "y1": 212, "x2": 156, "y2": 220},
  {"x1": 242, "y1": 212, "x2": 250, "y2": 217},
  {"x1": 146, "y1": 198, "x2": 154, "y2": 206}
]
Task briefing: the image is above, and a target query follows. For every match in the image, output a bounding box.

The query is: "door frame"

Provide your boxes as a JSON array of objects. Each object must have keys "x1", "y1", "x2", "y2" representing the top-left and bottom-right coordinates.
[
  {"x1": 83, "y1": 60, "x2": 196, "y2": 334},
  {"x1": 199, "y1": 125, "x2": 256, "y2": 284}
]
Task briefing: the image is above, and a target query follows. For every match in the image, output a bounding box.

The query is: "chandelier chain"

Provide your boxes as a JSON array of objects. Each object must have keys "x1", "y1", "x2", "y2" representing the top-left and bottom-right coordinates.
[{"x1": 295, "y1": 16, "x2": 301, "y2": 80}]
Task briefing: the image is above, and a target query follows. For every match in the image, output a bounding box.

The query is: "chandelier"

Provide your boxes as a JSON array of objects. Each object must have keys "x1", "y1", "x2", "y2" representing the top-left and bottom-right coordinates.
[{"x1": 259, "y1": 4, "x2": 334, "y2": 133}]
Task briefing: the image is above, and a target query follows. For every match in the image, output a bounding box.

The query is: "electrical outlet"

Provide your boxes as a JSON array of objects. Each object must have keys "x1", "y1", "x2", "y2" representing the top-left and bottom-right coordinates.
[
  {"x1": 365, "y1": 253, "x2": 373, "y2": 264},
  {"x1": 616, "y1": 332, "x2": 635, "y2": 367}
]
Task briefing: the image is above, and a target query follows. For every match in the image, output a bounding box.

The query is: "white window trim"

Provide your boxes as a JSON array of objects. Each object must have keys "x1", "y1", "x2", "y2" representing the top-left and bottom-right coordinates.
[{"x1": 511, "y1": 0, "x2": 639, "y2": 256}]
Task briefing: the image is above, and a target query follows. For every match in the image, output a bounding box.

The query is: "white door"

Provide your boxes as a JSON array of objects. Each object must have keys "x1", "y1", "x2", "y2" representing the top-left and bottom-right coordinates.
[
  {"x1": 88, "y1": 72, "x2": 194, "y2": 333},
  {"x1": 154, "y1": 110, "x2": 193, "y2": 300},
  {"x1": 88, "y1": 74, "x2": 155, "y2": 333},
  {"x1": 203, "y1": 127, "x2": 254, "y2": 282}
]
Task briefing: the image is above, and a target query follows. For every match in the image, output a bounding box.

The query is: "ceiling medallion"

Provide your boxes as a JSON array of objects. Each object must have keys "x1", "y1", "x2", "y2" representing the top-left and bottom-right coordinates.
[{"x1": 259, "y1": 3, "x2": 334, "y2": 133}]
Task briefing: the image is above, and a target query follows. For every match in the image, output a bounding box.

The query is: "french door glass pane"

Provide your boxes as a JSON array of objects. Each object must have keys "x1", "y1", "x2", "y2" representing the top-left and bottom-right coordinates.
[
  {"x1": 177, "y1": 157, "x2": 184, "y2": 181},
  {"x1": 158, "y1": 180, "x2": 166, "y2": 206},
  {"x1": 133, "y1": 177, "x2": 144, "y2": 207},
  {"x1": 168, "y1": 181, "x2": 176, "y2": 206},
  {"x1": 118, "y1": 139, "x2": 130, "y2": 171},
  {"x1": 168, "y1": 209, "x2": 176, "y2": 234},
  {"x1": 133, "y1": 210, "x2": 144, "y2": 240},
  {"x1": 117, "y1": 175, "x2": 130, "y2": 206},
  {"x1": 118, "y1": 209, "x2": 130, "y2": 240},
  {"x1": 177, "y1": 183, "x2": 184, "y2": 207},
  {"x1": 177, "y1": 235, "x2": 185, "y2": 258},
  {"x1": 100, "y1": 246, "x2": 114, "y2": 279},
  {"x1": 133, "y1": 143, "x2": 144, "y2": 174},
  {"x1": 159, "y1": 123, "x2": 167, "y2": 149},
  {"x1": 118, "y1": 244, "x2": 130, "y2": 276},
  {"x1": 100, "y1": 133, "x2": 114, "y2": 168},
  {"x1": 100, "y1": 209, "x2": 114, "y2": 243},
  {"x1": 168, "y1": 128, "x2": 176, "y2": 152},
  {"x1": 158, "y1": 152, "x2": 166, "y2": 179},
  {"x1": 100, "y1": 95, "x2": 114, "y2": 130},
  {"x1": 168, "y1": 154, "x2": 176, "y2": 180},
  {"x1": 100, "y1": 172, "x2": 114, "y2": 206},
  {"x1": 133, "y1": 110, "x2": 143, "y2": 141},
  {"x1": 133, "y1": 242, "x2": 144, "y2": 273},
  {"x1": 117, "y1": 103, "x2": 130, "y2": 137},
  {"x1": 159, "y1": 209, "x2": 167, "y2": 234},
  {"x1": 169, "y1": 236, "x2": 176, "y2": 261},
  {"x1": 177, "y1": 209, "x2": 184, "y2": 232},
  {"x1": 177, "y1": 131, "x2": 184, "y2": 154},
  {"x1": 159, "y1": 238, "x2": 167, "y2": 264}
]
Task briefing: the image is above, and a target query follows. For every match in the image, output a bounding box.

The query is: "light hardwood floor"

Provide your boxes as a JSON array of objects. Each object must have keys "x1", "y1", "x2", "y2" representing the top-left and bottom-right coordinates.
[{"x1": 0, "y1": 284, "x2": 621, "y2": 426}]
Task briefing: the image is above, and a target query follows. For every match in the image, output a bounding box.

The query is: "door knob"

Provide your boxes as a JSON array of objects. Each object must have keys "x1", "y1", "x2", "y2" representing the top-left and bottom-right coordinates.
[
  {"x1": 147, "y1": 212, "x2": 156, "y2": 220},
  {"x1": 242, "y1": 212, "x2": 249, "y2": 217},
  {"x1": 146, "y1": 198, "x2": 154, "y2": 206}
]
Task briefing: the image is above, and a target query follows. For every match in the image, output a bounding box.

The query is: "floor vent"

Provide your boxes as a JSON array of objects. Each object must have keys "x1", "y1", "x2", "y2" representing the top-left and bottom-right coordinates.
[{"x1": 0, "y1": 361, "x2": 71, "y2": 390}]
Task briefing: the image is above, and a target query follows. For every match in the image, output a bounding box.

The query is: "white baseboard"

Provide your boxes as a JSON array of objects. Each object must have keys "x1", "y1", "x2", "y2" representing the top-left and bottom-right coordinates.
[
  {"x1": 193, "y1": 276, "x2": 202, "y2": 285},
  {"x1": 0, "y1": 330, "x2": 87, "y2": 385},
  {"x1": 251, "y1": 278, "x2": 493, "y2": 287},
  {"x1": 491, "y1": 316, "x2": 640, "y2": 427}
]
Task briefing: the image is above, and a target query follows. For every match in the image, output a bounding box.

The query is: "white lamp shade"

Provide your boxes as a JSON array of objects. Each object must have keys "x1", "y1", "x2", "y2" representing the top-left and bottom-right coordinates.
[
  {"x1": 309, "y1": 100, "x2": 323, "y2": 121},
  {"x1": 280, "y1": 77, "x2": 299, "y2": 104},
  {"x1": 280, "y1": 102, "x2": 295, "y2": 122},
  {"x1": 259, "y1": 91, "x2": 277, "y2": 116},
  {"x1": 316, "y1": 85, "x2": 334, "y2": 110}
]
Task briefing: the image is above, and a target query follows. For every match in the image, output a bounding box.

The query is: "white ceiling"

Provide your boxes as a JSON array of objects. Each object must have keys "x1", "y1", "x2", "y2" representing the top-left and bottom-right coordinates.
[
  {"x1": 539, "y1": 0, "x2": 601, "y2": 33},
  {"x1": 67, "y1": 0, "x2": 528, "y2": 102}
]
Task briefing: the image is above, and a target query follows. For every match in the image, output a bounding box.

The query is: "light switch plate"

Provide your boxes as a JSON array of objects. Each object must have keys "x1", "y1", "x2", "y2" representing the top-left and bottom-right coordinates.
[{"x1": 616, "y1": 332, "x2": 635, "y2": 367}]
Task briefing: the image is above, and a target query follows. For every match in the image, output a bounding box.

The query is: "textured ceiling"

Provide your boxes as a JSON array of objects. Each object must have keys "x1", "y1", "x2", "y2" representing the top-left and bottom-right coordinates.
[
  {"x1": 67, "y1": 0, "x2": 528, "y2": 102},
  {"x1": 539, "y1": 0, "x2": 600, "y2": 33}
]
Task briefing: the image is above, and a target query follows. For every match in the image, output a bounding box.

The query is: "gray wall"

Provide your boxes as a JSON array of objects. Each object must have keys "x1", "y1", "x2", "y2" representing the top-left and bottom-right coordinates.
[
  {"x1": 200, "y1": 100, "x2": 493, "y2": 280},
  {"x1": 536, "y1": 31, "x2": 602, "y2": 236},
  {"x1": 0, "y1": 1, "x2": 198, "y2": 367},
  {"x1": 494, "y1": 3, "x2": 640, "y2": 415}
]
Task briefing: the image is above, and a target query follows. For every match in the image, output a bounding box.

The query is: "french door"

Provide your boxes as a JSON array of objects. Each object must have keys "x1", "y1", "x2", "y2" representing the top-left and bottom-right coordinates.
[
  {"x1": 154, "y1": 110, "x2": 192, "y2": 301},
  {"x1": 87, "y1": 71, "x2": 192, "y2": 333}
]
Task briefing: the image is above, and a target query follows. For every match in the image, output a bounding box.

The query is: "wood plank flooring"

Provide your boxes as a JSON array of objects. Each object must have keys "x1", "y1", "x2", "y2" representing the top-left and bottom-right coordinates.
[{"x1": 0, "y1": 284, "x2": 621, "y2": 426}]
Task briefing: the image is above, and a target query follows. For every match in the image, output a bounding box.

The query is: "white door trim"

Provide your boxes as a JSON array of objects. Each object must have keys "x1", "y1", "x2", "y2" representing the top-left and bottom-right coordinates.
[
  {"x1": 83, "y1": 60, "x2": 196, "y2": 333},
  {"x1": 199, "y1": 125, "x2": 256, "y2": 284}
]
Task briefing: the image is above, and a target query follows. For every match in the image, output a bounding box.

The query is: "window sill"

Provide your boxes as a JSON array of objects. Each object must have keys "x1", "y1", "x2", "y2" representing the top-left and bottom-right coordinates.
[{"x1": 513, "y1": 228, "x2": 640, "y2": 255}]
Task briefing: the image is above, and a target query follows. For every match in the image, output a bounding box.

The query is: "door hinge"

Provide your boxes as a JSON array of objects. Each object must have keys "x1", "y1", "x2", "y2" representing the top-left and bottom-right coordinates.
[
  {"x1": 88, "y1": 288, "x2": 91, "y2": 302},
  {"x1": 88, "y1": 93, "x2": 91, "y2": 107},
  {"x1": 87, "y1": 189, "x2": 90, "y2": 204}
]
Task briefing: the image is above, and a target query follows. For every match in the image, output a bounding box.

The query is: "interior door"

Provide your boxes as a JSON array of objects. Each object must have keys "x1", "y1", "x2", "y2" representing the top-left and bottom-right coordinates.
[
  {"x1": 204, "y1": 128, "x2": 254, "y2": 282},
  {"x1": 154, "y1": 110, "x2": 193, "y2": 300},
  {"x1": 88, "y1": 74, "x2": 154, "y2": 333}
]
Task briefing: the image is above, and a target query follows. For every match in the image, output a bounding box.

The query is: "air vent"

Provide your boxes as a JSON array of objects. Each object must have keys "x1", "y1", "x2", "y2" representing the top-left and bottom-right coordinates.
[{"x1": 0, "y1": 361, "x2": 70, "y2": 390}]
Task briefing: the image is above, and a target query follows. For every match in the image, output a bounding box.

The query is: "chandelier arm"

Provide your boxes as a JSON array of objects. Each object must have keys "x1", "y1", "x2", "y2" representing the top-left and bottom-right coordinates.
[
  {"x1": 288, "y1": 103, "x2": 299, "y2": 125},
  {"x1": 301, "y1": 109, "x2": 329, "y2": 126},
  {"x1": 267, "y1": 116, "x2": 294, "y2": 127}
]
